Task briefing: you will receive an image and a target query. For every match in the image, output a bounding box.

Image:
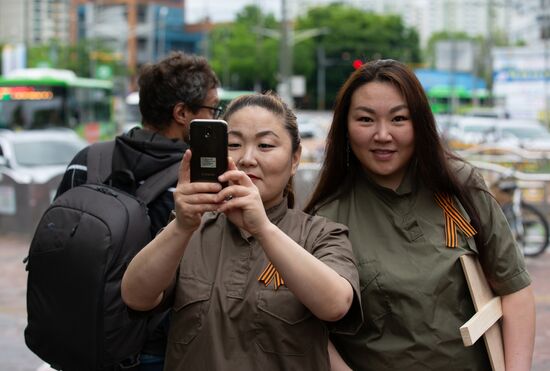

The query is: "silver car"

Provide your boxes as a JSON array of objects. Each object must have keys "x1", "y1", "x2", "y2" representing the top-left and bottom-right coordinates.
[{"x1": 0, "y1": 129, "x2": 87, "y2": 235}]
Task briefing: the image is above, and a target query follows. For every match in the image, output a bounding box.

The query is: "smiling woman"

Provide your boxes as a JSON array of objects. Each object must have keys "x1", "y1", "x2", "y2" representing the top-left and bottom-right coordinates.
[
  {"x1": 346, "y1": 81, "x2": 415, "y2": 190},
  {"x1": 305, "y1": 59, "x2": 535, "y2": 371}
]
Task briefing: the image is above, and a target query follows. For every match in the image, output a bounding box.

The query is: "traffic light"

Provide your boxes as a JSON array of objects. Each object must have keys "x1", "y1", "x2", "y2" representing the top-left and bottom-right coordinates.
[{"x1": 352, "y1": 59, "x2": 363, "y2": 70}]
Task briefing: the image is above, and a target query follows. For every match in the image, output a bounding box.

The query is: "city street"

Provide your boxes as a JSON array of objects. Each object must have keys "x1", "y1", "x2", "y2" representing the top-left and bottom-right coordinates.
[{"x1": 0, "y1": 233, "x2": 549, "y2": 370}]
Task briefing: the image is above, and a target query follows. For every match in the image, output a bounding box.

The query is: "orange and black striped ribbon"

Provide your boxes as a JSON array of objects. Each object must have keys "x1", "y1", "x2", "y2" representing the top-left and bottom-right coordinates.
[
  {"x1": 258, "y1": 262, "x2": 285, "y2": 290},
  {"x1": 434, "y1": 193, "x2": 477, "y2": 248}
]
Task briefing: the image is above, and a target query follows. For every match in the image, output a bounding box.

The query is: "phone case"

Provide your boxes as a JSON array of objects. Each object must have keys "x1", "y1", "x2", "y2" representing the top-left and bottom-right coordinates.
[{"x1": 190, "y1": 119, "x2": 228, "y2": 183}]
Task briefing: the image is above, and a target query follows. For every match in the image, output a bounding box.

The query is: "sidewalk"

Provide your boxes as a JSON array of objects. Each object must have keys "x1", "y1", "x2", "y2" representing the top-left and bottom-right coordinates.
[{"x1": 0, "y1": 233, "x2": 549, "y2": 370}]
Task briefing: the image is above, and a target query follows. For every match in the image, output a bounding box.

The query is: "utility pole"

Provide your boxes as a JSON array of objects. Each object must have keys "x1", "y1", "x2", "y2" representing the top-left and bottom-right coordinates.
[
  {"x1": 254, "y1": 0, "x2": 327, "y2": 108},
  {"x1": 539, "y1": 1, "x2": 550, "y2": 125},
  {"x1": 159, "y1": 6, "x2": 168, "y2": 58},
  {"x1": 317, "y1": 46, "x2": 326, "y2": 110},
  {"x1": 127, "y1": 0, "x2": 137, "y2": 89},
  {"x1": 486, "y1": 0, "x2": 495, "y2": 102},
  {"x1": 279, "y1": 0, "x2": 293, "y2": 108},
  {"x1": 253, "y1": 0, "x2": 263, "y2": 92}
]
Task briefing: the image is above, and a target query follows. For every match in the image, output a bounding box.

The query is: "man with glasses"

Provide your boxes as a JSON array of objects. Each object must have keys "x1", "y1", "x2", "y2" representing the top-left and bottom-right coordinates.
[{"x1": 54, "y1": 52, "x2": 220, "y2": 371}]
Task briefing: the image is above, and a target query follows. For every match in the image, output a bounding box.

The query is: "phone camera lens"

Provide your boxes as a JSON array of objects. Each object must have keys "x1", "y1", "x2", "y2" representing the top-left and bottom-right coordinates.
[{"x1": 204, "y1": 131, "x2": 211, "y2": 139}]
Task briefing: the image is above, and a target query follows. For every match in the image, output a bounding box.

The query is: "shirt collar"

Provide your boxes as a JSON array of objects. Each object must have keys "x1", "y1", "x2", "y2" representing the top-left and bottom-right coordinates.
[{"x1": 357, "y1": 163, "x2": 416, "y2": 197}]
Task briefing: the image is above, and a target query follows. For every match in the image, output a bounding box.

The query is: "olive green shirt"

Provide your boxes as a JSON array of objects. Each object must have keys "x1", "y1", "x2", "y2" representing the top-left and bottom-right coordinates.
[
  {"x1": 164, "y1": 200, "x2": 362, "y2": 371},
  {"x1": 317, "y1": 161, "x2": 531, "y2": 371}
]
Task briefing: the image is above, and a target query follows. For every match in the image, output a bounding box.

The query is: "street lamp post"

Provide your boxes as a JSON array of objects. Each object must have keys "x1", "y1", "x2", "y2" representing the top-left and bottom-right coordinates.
[
  {"x1": 253, "y1": 1, "x2": 327, "y2": 109},
  {"x1": 538, "y1": 8, "x2": 550, "y2": 126},
  {"x1": 159, "y1": 6, "x2": 168, "y2": 59}
]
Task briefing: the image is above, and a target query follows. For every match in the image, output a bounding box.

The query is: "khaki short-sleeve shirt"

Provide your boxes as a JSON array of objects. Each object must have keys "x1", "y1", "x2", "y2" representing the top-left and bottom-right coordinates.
[
  {"x1": 317, "y1": 161, "x2": 531, "y2": 371},
  {"x1": 164, "y1": 200, "x2": 362, "y2": 371}
]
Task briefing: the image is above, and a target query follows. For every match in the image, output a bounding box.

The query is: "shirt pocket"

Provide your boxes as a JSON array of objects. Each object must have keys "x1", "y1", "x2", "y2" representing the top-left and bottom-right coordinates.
[
  {"x1": 358, "y1": 259, "x2": 392, "y2": 323},
  {"x1": 170, "y1": 276, "x2": 212, "y2": 345},
  {"x1": 255, "y1": 287, "x2": 322, "y2": 356}
]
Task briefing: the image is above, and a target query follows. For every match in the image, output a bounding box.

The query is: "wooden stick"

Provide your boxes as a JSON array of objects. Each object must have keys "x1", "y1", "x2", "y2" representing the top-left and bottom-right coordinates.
[
  {"x1": 460, "y1": 296, "x2": 502, "y2": 346},
  {"x1": 460, "y1": 254, "x2": 505, "y2": 371}
]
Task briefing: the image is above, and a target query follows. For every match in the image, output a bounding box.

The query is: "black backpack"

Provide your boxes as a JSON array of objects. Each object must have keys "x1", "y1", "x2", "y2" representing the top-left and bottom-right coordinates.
[{"x1": 24, "y1": 141, "x2": 180, "y2": 371}]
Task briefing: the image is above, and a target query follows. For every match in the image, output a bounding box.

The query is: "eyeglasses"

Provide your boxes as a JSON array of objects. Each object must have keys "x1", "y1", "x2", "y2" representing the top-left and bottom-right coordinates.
[{"x1": 197, "y1": 105, "x2": 224, "y2": 119}]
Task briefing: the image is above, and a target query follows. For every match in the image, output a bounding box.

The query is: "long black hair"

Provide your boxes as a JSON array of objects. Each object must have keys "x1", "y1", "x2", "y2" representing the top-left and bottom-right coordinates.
[{"x1": 304, "y1": 59, "x2": 484, "y2": 247}]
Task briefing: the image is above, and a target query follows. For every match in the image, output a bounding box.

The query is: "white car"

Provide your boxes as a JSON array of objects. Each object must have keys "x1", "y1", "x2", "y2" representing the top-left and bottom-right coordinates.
[
  {"x1": 0, "y1": 129, "x2": 87, "y2": 234},
  {"x1": 446, "y1": 116, "x2": 498, "y2": 149},
  {"x1": 295, "y1": 110, "x2": 332, "y2": 163},
  {"x1": 496, "y1": 119, "x2": 550, "y2": 151}
]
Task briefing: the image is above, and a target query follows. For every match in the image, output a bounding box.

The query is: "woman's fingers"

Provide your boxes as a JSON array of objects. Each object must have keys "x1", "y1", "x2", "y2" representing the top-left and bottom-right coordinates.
[
  {"x1": 227, "y1": 157, "x2": 238, "y2": 171},
  {"x1": 175, "y1": 191, "x2": 220, "y2": 205},
  {"x1": 177, "y1": 150, "x2": 222, "y2": 194},
  {"x1": 217, "y1": 194, "x2": 250, "y2": 213},
  {"x1": 218, "y1": 169, "x2": 254, "y2": 187},
  {"x1": 177, "y1": 149, "x2": 192, "y2": 185},
  {"x1": 182, "y1": 203, "x2": 220, "y2": 215},
  {"x1": 216, "y1": 184, "x2": 251, "y2": 203}
]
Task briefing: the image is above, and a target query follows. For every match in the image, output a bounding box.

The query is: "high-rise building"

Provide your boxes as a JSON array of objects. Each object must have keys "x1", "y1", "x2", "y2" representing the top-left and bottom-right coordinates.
[
  {"x1": 0, "y1": 0, "x2": 71, "y2": 45},
  {"x1": 71, "y1": 0, "x2": 204, "y2": 77},
  {"x1": 345, "y1": 0, "x2": 508, "y2": 48}
]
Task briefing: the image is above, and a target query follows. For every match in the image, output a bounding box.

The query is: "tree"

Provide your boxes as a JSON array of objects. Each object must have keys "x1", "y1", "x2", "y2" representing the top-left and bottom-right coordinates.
[
  {"x1": 295, "y1": 4, "x2": 421, "y2": 108},
  {"x1": 26, "y1": 39, "x2": 126, "y2": 79},
  {"x1": 209, "y1": 5, "x2": 279, "y2": 91},
  {"x1": 208, "y1": 3, "x2": 421, "y2": 108}
]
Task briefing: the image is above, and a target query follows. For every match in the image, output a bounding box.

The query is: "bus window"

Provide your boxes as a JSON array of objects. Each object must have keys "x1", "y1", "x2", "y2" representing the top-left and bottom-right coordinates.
[{"x1": 0, "y1": 69, "x2": 114, "y2": 142}]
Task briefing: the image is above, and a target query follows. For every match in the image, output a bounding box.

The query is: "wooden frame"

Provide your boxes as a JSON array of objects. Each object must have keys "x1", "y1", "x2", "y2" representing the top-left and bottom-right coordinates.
[{"x1": 459, "y1": 254, "x2": 505, "y2": 371}]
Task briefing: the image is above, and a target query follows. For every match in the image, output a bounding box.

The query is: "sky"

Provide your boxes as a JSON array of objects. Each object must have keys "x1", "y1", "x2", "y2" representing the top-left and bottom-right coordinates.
[{"x1": 184, "y1": 0, "x2": 336, "y2": 24}]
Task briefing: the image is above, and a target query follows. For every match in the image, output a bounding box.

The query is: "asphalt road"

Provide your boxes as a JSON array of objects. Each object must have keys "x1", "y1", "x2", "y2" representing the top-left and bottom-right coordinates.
[{"x1": 0, "y1": 233, "x2": 549, "y2": 370}]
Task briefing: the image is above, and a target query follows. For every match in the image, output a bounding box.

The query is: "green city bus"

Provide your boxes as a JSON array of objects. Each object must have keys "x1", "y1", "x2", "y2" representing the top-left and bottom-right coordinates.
[
  {"x1": 0, "y1": 68, "x2": 114, "y2": 142},
  {"x1": 427, "y1": 85, "x2": 490, "y2": 114}
]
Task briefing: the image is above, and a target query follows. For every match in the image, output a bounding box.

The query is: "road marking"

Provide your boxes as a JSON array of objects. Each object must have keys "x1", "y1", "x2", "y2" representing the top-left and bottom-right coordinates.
[{"x1": 37, "y1": 363, "x2": 56, "y2": 371}]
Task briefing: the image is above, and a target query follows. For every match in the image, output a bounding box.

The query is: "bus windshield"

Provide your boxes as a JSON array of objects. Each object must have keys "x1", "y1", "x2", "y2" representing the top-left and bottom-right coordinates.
[
  {"x1": 0, "y1": 86, "x2": 67, "y2": 130},
  {"x1": 0, "y1": 69, "x2": 114, "y2": 142}
]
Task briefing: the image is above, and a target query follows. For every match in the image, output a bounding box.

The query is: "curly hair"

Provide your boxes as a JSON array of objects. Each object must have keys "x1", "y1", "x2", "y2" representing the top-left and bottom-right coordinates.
[{"x1": 137, "y1": 52, "x2": 220, "y2": 130}]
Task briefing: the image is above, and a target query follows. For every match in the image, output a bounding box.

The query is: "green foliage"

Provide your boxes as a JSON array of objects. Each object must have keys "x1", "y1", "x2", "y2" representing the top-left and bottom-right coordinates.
[
  {"x1": 209, "y1": 5, "x2": 279, "y2": 90},
  {"x1": 208, "y1": 3, "x2": 421, "y2": 108},
  {"x1": 0, "y1": 43, "x2": 3, "y2": 73},
  {"x1": 26, "y1": 39, "x2": 126, "y2": 79},
  {"x1": 295, "y1": 3, "x2": 421, "y2": 107}
]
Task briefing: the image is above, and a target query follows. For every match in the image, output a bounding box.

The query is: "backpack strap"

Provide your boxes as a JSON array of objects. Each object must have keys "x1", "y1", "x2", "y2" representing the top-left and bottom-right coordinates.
[
  {"x1": 87, "y1": 139, "x2": 180, "y2": 204},
  {"x1": 86, "y1": 141, "x2": 116, "y2": 184},
  {"x1": 136, "y1": 161, "x2": 181, "y2": 205}
]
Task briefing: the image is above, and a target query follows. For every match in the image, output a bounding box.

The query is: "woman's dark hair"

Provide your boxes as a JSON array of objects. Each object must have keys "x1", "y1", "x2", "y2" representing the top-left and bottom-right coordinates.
[
  {"x1": 223, "y1": 91, "x2": 301, "y2": 208},
  {"x1": 138, "y1": 52, "x2": 220, "y2": 130},
  {"x1": 304, "y1": 59, "x2": 484, "y2": 247}
]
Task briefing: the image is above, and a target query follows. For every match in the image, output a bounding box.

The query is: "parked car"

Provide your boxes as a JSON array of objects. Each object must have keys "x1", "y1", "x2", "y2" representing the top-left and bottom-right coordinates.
[
  {"x1": 497, "y1": 119, "x2": 550, "y2": 151},
  {"x1": 445, "y1": 116, "x2": 498, "y2": 149},
  {"x1": 295, "y1": 110, "x2": 332, "y2": 163},
  {"x1": 0, "y1": 129, "x2": 87, "y2": 234}
]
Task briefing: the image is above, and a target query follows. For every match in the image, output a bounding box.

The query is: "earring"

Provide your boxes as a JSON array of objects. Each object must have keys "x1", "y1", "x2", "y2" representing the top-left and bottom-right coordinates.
[{"x1": 346, "y1": 138, "x2": 350, "y2": 168}]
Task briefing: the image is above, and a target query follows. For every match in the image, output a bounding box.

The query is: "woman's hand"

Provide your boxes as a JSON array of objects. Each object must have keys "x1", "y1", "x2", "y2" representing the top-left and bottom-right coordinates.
[
  {"x1": 216, "y1": 158, "x2": 272, "y2": 236},
  {"x1": 173, "y1": 150, "x2": 222, "y2": 232}
]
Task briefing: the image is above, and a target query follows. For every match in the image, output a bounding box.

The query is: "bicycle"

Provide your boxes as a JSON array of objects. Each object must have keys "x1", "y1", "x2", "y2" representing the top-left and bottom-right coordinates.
[{"x1": 491, "y1": 176, "x2": 550, "y2": 257}]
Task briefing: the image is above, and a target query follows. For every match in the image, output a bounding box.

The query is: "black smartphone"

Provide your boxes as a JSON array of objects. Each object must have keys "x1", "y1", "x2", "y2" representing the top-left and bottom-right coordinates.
[{"x1": 189, "y1": 119, "x2": 228, "y2": 184}]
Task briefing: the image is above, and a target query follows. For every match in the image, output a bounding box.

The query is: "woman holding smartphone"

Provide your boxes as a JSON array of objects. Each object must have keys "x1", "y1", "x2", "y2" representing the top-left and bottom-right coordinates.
[{"x1": 122, "y1": 92, "x2": 362, "y2": 370}]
